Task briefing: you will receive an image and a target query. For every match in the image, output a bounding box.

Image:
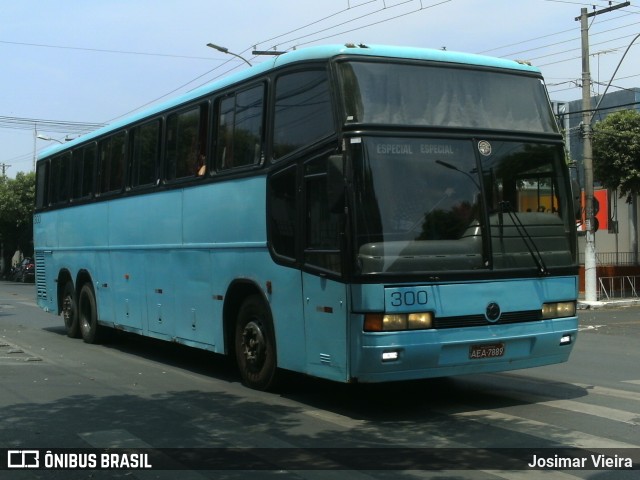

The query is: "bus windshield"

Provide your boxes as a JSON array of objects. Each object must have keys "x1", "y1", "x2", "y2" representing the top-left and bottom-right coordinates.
[
  {"x1": 338, "y1": 60, "x2": 558, "y2": 134},
  {"x1": 351, "y1": 138, "x2": 576, "y2": 275}
]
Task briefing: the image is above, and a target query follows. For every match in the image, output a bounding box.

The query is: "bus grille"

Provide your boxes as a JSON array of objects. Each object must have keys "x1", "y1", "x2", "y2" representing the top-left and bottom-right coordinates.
[
  {"x1": 35, "y1": 252, "x2": 47, "y2": 301},
  {"x1": 434, "y1": 310, "x2": 542, "y2": 329}
]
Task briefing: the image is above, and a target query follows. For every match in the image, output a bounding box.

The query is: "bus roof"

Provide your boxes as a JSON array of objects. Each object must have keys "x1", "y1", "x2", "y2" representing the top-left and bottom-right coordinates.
[{"x1": 37, "y1": 44, "x2": 541, "y2": 159}]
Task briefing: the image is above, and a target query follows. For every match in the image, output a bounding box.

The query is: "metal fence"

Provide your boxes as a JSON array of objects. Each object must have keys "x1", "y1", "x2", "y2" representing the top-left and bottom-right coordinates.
[
  {"x1": 598, "y1": 275, "x2": 640, "y2": 300},
  {"x1": 578, "y1": 251, "x2": 638, "y2": 266},
  {"x1": 577, "y1": 251, "x2": 640, "y2": 299}
]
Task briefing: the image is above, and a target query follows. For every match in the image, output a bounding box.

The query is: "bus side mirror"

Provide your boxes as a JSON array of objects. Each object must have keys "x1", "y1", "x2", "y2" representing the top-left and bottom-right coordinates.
[{"x1": 327, "y1": 154, "x2": 346, "y2": 214}]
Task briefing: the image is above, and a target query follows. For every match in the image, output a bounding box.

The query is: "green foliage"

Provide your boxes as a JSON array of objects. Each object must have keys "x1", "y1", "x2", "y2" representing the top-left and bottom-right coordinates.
[
  {"x1": 592, "y1": 109, "x2": 640, "y2": 198},
  {"x1": 0, "y1": 172, "x2": 36, "y2": 263}
]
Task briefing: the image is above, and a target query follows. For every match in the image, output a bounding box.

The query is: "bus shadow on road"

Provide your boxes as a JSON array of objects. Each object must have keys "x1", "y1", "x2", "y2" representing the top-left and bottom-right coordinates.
[
  {"x1": 277, "y1": 370, "x2": 590, "y2": 423},
  {"x1": 41, "y1": 324, "x2": 590, "y2": 427}
]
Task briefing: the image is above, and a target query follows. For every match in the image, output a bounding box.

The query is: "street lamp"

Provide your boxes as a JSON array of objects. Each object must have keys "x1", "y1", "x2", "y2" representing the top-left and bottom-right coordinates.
[
  {"x1": 36, "y1": 134, "x2": 64, "y2": 144},
  {"x1": 33, "y1": 133, "x2": 66, "y2": 171},
  {"x1": 206, "y1": 43, "x2": 252, "y2": 67}
]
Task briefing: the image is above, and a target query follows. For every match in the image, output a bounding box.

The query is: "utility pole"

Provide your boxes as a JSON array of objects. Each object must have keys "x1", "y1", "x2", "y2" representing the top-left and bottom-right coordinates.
[
  {"x1": 576, "y1": 2, "x2": 630, "y2": 303},
  {"x1": 0, "y1": 163, "x2": 10, "y2": 178}
]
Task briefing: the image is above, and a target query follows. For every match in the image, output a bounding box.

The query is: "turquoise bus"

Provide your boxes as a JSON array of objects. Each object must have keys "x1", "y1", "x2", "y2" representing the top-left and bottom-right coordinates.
[{"x1": 34, "y1": 44, "x2": 578, "y2": 390}]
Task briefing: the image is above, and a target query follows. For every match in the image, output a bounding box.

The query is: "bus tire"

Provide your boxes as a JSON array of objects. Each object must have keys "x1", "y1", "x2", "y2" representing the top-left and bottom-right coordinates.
[
  {"x1": 234, "y1": 295, "x2": 278, "y2": 391},
  {"x1": 62, "y1": 281, "x2": 80, "y2": 338},
  {"x1": 79, "y1": 283, "x2": 100, "y2": 344}
]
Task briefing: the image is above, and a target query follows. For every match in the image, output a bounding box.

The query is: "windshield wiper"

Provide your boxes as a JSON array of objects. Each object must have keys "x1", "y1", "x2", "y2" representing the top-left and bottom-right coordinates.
[{"x1": 499, "y1": 201, "x2": 548, "y2": 275}]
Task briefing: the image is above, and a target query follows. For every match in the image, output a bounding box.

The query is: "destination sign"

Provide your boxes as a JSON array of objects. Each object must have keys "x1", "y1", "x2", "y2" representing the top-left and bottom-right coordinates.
[{"x1": 375, "y1": 143, "x2": 455, "y2": 155}]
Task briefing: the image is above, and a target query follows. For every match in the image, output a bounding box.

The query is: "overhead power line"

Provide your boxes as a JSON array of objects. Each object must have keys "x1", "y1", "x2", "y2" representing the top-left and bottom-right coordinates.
[
  {"x1": 109, "y1": 0, "x2": 454, "y2": 121},
  {"x1": 0, "y1": 39, "x2": 214, "y2": 61},
  {"x1": 0, "y1": 115, "x2": 105, "y2": 134}
]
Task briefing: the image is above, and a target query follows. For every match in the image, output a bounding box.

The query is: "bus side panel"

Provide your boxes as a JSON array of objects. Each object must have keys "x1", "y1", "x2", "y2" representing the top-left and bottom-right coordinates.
[
  {"x1": 302, "y1": 273, "x2": 349, "y2": 382},
  {"x1": 59, "y1": 202, "x2": 109, "y2": 249},
  {"x1": 144, "y1": 250, "x2": 176, "y2": 338},
  {"x1": 109, "y1": 192, "x2": 183, "y2": 337},
  {"x1": 182, "y1": 178, "x2": 268, "y2": 245},
  {"x1": 182, "y1": 179, "x2": 270, "y2": 352},
  {"x1": 110, "y1": 250, "x2": 146, "y2": 333},
  {"x1": 109, "y1": 191, "x2": 183, "y2": 247},
  {"x1": 182, "y1": 177, "x2": 308, "y2": 371},
  {"x1": 173, "y1": 248, "x2": 217, "y2": 348},
  {"x1": 266, "y1": 265, "x2": 306, "y2": 373},
  {"x1": 34, "y1": 210, "x2": 58, "y2": 312}
]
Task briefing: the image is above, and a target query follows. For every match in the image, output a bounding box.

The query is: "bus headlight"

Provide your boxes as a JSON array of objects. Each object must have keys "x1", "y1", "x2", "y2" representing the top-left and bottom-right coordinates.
[
  {"x1": 364, "y1": 312, "x2": 433, "y2": 332},
  {"x1": 541, "y1": 301, "x2": 576, "y2": 319},
  {"x1": 408, "y1": 313, "x2": 433, "y2": 330}
]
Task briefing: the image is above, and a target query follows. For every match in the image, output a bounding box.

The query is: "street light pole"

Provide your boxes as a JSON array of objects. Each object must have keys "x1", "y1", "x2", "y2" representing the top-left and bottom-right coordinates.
[
  {"x1": 576, "y1": 1, "x2": 630, "y2": 302},
  {"x1": 579, "y1": 8, "x2": 597, "y2": 303}
]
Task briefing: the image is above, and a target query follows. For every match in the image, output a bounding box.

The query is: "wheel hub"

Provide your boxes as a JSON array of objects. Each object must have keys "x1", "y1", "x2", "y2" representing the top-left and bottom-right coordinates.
[{"x1": 241, "y1": 321, "x2": 266, "y2": 369}]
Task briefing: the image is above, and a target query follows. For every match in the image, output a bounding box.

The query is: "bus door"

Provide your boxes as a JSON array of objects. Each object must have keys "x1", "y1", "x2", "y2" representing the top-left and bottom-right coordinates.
[{"x1": 301, "y1": 155, "x2": 349, "y2": 382}]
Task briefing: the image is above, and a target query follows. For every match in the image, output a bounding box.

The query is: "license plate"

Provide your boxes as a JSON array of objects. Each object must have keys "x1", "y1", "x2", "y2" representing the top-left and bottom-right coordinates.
[{"x1": 469, "y1": 343, "x2": 505, "y2": 359}]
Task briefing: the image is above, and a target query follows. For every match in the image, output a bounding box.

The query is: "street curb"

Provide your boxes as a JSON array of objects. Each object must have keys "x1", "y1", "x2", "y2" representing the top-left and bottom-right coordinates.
[{"x1": 578, "y1": 299, "x2": 640, "y2": 309}]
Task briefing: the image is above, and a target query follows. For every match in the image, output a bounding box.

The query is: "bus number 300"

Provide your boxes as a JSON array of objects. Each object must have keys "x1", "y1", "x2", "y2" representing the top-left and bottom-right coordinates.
[{"x1": 390, "y1": 290, "x2": 428, "y2": 307}]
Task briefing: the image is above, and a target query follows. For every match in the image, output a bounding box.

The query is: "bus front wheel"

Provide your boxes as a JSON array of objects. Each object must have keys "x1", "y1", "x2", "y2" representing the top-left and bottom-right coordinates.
[
  {"x1": 62, "y1": 281, "x2": 80, "y2": 338},
  {"x1": 234, "y1": 295, "x2": 278, "y2": 391},
  {"x1": 79, "y1": 283, "x2": 100, "y2": 344}
]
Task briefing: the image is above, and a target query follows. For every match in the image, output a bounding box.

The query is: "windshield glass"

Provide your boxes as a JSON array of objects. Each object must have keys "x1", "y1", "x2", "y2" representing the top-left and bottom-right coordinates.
[
  {"x1": 339, "y1": 61, "x2": 558, "y2": 134},
  {"x1": 353, "y1": 138, "x2": 484, "y2": 274},
  {"x1": 352, "y1": 138, "x2": 576, "y2": 275},
  {"x1": 481, "y1": 141, "x2": 575, "y2": 271}
]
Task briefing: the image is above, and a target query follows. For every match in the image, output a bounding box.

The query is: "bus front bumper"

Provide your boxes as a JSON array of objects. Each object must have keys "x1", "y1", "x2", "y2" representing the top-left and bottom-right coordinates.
[{"x1": 350, "y1": 317, "x2": 578, "y2": 383}]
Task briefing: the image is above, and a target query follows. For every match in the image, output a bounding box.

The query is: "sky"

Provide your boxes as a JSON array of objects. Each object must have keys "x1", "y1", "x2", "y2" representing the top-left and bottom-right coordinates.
[{"x1": 1, "y1": 0, "x2": 639, "y2": 177}]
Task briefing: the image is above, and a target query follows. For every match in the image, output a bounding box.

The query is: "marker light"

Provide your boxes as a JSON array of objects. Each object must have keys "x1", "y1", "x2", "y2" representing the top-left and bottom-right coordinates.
[
  {"x1": 560, "y1": 334, "x2": 572, "y2": 345},
  {"x1": 542, "y1": 301, "x2": 576, "y2": 319},
  {"x1": 382, "y1": 351, "x2": 400, "y2": 361},
  {"x1": 364, "y1": 312, "x2": 434, "y2": 332}
]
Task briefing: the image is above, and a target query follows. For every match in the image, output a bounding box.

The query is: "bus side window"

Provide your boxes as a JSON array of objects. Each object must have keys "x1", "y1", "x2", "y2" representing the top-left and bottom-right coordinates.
[
  {"x1": 268, "y1": 165, "x2": 298, "y2": 261},
  {"x1": 216, "y1": 84, "x2": 264, "y2": 171},
  {"x1": 303, "y1": 156, "x2": 342, "y2": 274},
  {"x1": 50, "y1": 152, "x2": 72, "y2": 205},
  {"x1": 165, "y1": 104, "x2": 208, "y2": 181},
  {"x1": 273, "y1": 69, "x2": 334, "y2": 161},
  {"x1": 98, "y1": 132, "x2": 126, "y2": 195},
  {"x1": 35, "y1": 161, "x2": 50, "y2": 209},
  {"x1": 131, "y1": 120, "x2": 161, "y2": 187},
  {"x1": 71, "y1": 143, "x2": 96, "y2": 200}
]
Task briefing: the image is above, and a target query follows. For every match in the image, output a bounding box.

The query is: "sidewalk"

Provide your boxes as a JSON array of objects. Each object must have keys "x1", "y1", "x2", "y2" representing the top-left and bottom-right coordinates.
[{"x1": 577, "y1": 296, "x2": 640, "y2": 309}]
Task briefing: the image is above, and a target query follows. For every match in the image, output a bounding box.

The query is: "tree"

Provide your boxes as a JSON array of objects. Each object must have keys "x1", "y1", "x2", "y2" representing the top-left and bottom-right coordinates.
[
  {"x1": 0, "y1": 172, "x2": 35, "y2": 274},
  {"x1": 592, "y1": 109, "x2": 640, "y2": 198}
]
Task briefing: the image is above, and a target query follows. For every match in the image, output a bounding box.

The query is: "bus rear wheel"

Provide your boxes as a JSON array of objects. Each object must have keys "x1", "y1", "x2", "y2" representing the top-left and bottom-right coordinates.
[
  {"x1": 79, "y1": 283, "x2": 101, "y2": 344},
  {"x1": 62, "y1": 281, "x2": 80, "y2": 338},
  {"x1": 234, "y1": 295, "x2": 278, "y2": 391}
]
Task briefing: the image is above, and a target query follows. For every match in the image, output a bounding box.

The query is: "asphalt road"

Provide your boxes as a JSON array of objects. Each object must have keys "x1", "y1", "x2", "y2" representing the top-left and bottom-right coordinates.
[{"x1": 1, "y1": 281, "x2": 639, "y2": 479}]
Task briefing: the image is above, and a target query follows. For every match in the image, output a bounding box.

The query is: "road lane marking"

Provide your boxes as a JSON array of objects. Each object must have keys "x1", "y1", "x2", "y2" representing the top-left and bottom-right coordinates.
[
  {"x1": 0, "y1": 340, "x2": 43, "y2": 363},
  {"x1": 448, "y1": 408, "x2": 638, "y2": 448},
  {"x1": 538, "y1": 399, "x2": 639, "y2": 425},
  {"x1": 571, "y1": 383, "x2": 640, "y2": 401},
  {"x1": 79, "y1": 429, "x2": 207, "y2": 480},
  {"x1": 302, "y1": 408, "x2": 365, "y2": 429}
]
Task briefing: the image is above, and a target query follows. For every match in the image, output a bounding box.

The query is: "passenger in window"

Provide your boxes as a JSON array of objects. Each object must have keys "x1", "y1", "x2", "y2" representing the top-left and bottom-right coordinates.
[{"x1": 195, "y1": 154, "x2": 206, "y2": 176}]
